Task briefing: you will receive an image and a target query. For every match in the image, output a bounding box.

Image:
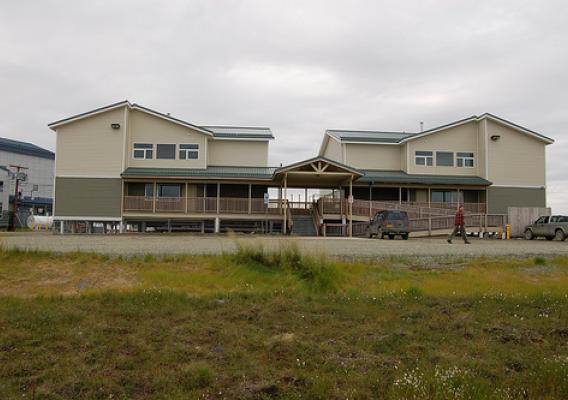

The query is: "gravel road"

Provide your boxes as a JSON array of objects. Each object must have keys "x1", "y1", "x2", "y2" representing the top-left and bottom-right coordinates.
[{"x1": 2, "y1": 232, "x2": 567, "y2": 259}]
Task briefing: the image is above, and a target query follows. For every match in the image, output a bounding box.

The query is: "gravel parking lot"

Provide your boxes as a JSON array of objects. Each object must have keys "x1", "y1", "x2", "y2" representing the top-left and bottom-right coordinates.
[{"x1": 2, "y1": 232, "x2": 567, "y2": 259}]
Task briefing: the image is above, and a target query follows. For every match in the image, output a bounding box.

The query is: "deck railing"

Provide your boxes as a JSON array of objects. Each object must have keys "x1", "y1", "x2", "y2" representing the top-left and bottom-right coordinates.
[{"x1": 124, "y1": 196, "x2": 284, "y2": 215}]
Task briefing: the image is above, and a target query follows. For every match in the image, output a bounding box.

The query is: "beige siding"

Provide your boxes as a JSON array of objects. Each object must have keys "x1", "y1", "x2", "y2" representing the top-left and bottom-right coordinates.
[
  {"x1": 344, "y1": 143, "x2": 402, "y2": 170},
  {"x1": 208, "y1": 140, "x2": 268, "y2": 167},
  {"x1": 401, "y1": 143, "x2": 408, "y2": 172},
  {"x1": 127, "y1": 110, "x2": 208, "y2": 169},
  {"x1": 406, "y1": 122, "x2": 480, "y2": 176},
  {"x1": 486, "y1": 120, "x2": 546, "y2": 186},
  {"x1": 322, "y1": 137, "x2": 343, "y2": 162},
  {"x1": 55, "y1": 107, "x2": 126, "y2": 177}
]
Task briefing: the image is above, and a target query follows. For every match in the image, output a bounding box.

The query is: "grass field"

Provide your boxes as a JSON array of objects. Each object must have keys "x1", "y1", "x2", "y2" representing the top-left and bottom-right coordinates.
[{"x1": 1, "y1": 243, "x2": 568, "y2": 399}]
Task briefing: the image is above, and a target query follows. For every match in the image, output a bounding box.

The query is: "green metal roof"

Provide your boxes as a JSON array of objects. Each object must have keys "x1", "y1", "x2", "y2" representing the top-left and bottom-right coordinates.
[
  {"x1": 327, "y1": 130, "x2": 414, "y2": 144},
  {"x1": 202, "y1": 126, "x2": 274, "y2": 139},
  {"x1": 122, "y1": 166, "x2": 277, "y2": 180},
  {"x1": 358, "y1": 170, "x2": 492, "y2": 186}
]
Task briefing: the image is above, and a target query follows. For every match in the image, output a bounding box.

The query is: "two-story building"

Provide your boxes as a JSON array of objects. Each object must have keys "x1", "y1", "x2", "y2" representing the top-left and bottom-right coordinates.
[{"x1": 48, "y1": 101, "x2": 553, "y2": 236}]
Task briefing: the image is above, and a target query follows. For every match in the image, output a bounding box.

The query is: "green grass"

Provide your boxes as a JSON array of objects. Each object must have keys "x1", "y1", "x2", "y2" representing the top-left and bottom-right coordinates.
[{"x1": 1, "y1": 246, "x2": 568, "y2": 399}]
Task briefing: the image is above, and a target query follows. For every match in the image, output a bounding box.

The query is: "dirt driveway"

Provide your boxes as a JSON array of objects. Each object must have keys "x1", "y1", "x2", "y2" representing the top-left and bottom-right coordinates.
[{"x1": 2, "y1": 232, "x2": 567, "y2": 259}]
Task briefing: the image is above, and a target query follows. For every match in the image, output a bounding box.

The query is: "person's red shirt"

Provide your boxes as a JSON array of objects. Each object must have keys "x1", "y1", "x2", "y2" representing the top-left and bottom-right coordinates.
[{"x1": 454, "y1": 209, "x2": 464, "y2": 226}]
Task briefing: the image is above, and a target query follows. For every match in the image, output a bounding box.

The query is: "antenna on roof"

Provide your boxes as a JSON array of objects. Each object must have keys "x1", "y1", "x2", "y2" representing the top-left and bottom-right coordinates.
[{"x1": 420, "y1": 121, "x2": 424, "y2": 132}]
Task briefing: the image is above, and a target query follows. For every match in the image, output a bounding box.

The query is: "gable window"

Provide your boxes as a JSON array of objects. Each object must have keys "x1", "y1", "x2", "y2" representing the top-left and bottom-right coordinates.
[
  {"x1": 179, "y1": 144, "x2": 199, "y2": 160},
  {"x1": 436, "y1": 151, "x2": 454, "y2": 167},
  {"x1": 457, "y1": 152, "x2": 475, "y2": 167},
  {"x1": 415, "y1": 151, "x2": 433, "y2": 166},
  {"x1": 156, "y1": 144, "x2": 176, "y2": 160},
  {"x1": 133, "y1": 143, "x2": 153, "y2": 159}
]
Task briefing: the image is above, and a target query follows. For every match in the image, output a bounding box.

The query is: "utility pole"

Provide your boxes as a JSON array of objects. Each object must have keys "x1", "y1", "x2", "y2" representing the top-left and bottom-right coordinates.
[{"x1": 9, "y1": 165, "x2": 28, "y2": 232}]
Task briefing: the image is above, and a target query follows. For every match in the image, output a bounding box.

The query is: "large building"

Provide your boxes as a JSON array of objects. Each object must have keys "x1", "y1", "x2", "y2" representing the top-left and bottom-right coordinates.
[
  {"x1": 48, "y1": 101, "x2": 553, "y2": 235},
  {"x1": 0, "y1": 138, "x2": 55, "y2": 228}
]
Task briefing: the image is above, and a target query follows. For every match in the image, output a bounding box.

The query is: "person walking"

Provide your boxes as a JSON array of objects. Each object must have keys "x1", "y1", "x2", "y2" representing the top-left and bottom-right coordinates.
[{"x1": 448, "y1": 205, "x2": 470, "y2": 244}]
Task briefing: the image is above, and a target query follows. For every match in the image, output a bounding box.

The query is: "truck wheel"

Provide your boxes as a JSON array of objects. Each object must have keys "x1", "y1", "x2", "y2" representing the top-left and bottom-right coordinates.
[
  {"x1": 524, "y1": 229, "x2": 534, "y2": 240},
  {"x1": 401, "y1": 233, "x2": 409, "y2": 240},
  {"x1": 555, "y1": 229, "x2": 566, "y2": 241},
  {"x1": 388, "y1": 234, "x2": 395, "y2": 240}
]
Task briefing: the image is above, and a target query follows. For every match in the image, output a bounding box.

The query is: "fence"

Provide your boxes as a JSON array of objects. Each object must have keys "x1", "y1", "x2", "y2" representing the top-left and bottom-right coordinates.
[{"x1": 507, "y1": 207, "x2": 551, "y2": 237}]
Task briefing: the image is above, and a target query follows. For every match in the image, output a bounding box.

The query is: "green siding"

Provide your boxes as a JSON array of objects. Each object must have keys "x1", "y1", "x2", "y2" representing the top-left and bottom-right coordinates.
[
  {"x1": 487, "y1": 187, "x2": 546, "y2": 214},
  {"x1": 55, "y1": 178, "x2": 122, "y2": 218}
]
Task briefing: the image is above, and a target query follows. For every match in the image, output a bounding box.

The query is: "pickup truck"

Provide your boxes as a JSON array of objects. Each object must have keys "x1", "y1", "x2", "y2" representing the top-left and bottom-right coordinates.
[{"x1": 524, "y1": 215, "x2": 568, "y2": 241}]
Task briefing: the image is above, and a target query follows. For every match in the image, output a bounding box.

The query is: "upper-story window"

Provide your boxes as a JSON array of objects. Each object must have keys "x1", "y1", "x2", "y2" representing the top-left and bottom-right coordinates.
[
  {"x1": 436, "y1": 151, "x2": 454, "y2": 167},
  {"x1": 457, "y1": 152, "x2": 475, "y2": 168},
  {"x1": 415, "y1": 151, "x2": 433, "y2": 166},
  {"x1": 156, "y1": 144, "x2": 176, "y2": 160},
  {"x1": 179, "y1": 144, "x2": 199, "y2": 160},
  {"x1": 133, "y1": 143, "x2": 153, "y2": 159}
]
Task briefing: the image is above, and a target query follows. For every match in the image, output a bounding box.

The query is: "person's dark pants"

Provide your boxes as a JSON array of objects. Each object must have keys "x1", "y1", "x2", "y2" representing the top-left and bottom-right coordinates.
[{"x1": 448, "y1": 225, "x2": 469, "y2": 243}]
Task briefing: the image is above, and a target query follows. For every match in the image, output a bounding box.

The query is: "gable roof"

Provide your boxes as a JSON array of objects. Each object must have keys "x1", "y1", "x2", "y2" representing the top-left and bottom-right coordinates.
[
  {"x1": 48, "y1": 101, "x2": 274, "y2": 140},
  {"x1": 320, "y1": 113, "x2": 553, "y2": 155},
  {"x1": 0, "y1": 137, "x2": 55, "y2": 160},
  {"x1": 399, "y1": 113, "x2": 554, "y2": 144},
  {"x1": 274, "y1": 156, "x2": 364, "y2": 176}
]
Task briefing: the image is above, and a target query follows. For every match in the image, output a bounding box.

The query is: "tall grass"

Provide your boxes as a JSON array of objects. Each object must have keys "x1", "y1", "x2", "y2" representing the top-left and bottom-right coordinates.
[{"x1": 232, "y1": 240, "x2": 338, "y2": 291}]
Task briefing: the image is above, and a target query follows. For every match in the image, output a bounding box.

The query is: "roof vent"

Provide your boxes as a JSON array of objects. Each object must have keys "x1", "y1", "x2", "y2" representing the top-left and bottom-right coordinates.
[
  {"x1": 420, "y1": 121, "x2": 424, "y2": 132},
  {"x1": 491, "y1": 135, "x2": 501, "y2": 141}
]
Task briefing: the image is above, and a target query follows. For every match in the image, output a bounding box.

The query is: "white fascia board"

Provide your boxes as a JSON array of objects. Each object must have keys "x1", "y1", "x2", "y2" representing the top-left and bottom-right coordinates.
[
  {"x1": 318, "y1": 133, "x2": 333, "y2": 156},
  {"x1": 490, "y1": 184, "x2": 546, "y2": 189},
  {"x1": 340, "y1": 140, "x2": 402, "y2": 146},
  {"x1": 400, "y1": 114, "x2": 554, "y2": 145},
  {"x1": 48, "y1": 101, "x2": 131, "y2": 130},
  {"x1": 211, "y1": 137, "x2": 272, "y2": 142},
  {"x1": 482, "y1": 114, "x2": 554, "y2": 144}
]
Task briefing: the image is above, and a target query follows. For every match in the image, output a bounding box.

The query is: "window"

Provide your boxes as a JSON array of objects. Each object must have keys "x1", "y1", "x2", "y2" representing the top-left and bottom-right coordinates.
[
  {"x1": 436, "y1": 151, "x2": 454, "y2": 167},
  {"x1": 133, "y1": 143, "x2": 153, "y2": 159},
  {"x1": 457, "y1": 152, "x2": 475, "y2": 167},
  {"x1": 431, "y1": 190, "x2": 463, "y2": 204},
  {"x1": 535, "y1": 216, "x2": 549, "y2": 224},
  {"x1": 156, "y1": 144, "x2": 176, "y2": 159},
  {"x1": 145, "y1": 184, "x2": 154, "y2": 198},
  {"x1": 158, "y1": 184, "x2": 181, "y2": 198},
  {"x1": 415, "y1": 151, "x2": 433, "y2": 166},
  {"x1": 0, "y1": 182, "x2": 3, "y2": 192},
  {"x1": 179, "y1": 144, "x2": 199, "y2": 160}
]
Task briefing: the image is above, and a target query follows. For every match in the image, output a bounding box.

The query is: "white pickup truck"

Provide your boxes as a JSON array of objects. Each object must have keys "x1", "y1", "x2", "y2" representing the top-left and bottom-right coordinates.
[{"x1": 524, "y1": 215, "x2": 568, "y2": 241}]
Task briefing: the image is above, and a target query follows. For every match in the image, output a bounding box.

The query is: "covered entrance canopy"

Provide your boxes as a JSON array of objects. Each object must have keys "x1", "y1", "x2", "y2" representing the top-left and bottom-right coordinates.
[
  {"x1": 273, "y1": 156, "x2": 363, "y2": 187},
  {"x1": 274, "y1": 156, "x2": 364, "y2": 236}
]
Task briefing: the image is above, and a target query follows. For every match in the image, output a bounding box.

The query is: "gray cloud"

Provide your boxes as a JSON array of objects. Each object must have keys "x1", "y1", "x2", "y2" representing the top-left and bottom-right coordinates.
[{"x1": 1, "y1": 0, "x2": 566, "y2": 211}]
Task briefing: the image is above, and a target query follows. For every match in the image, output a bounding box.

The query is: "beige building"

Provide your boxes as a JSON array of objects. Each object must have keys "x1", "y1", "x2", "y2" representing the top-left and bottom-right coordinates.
[{"x1": 49, "y1": 101, "x2": 553, "y2": 236}]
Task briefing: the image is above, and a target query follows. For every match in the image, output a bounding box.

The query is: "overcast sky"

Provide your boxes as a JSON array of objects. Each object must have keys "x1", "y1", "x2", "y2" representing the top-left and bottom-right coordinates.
[{"x1": 1, "y1": 0, "x2": 566, "y2": 211}]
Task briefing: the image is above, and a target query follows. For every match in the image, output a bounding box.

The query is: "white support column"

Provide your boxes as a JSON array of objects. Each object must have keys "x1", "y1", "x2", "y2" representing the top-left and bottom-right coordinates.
[
  {"x1": 369, "y1": 184, "x2": 372, "y2": 219},
  {"x1": 214, "y1": 217, "x2": 220, "y2": 233},
  {"x1": 216, "y1": 183, "x2": 220, "y2": 214},
  {"x1": 399, "y1": 187, "x2": 402, "y2": 205},
  {"x1": 185, "y1": 182, "x2": 189, "y2": 214},
  {"x1": 349, "y1": 176, "x2": 353, "y2": 237},
  {"x1": 248, "y1": 184, "x2": 252, "y2": 214},
  {"x1": 152, "y1": 181, "x2": 157, "y2": 213},
  {"x1": 283, "y1": 173, "x2": 288, "y2": 234},
  {"x1": 60, "y1": 221, "x2": 64, "y2": 234},
  {"x1": 119, "y1": 221, "x2": 124, "y2": 234},
  {"x1": 305, "y1": 188, "x2": 308, "y2": 209}
]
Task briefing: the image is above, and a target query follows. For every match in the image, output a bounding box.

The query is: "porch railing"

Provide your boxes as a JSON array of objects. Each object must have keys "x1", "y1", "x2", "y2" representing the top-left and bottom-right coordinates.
[{"x1": 123, "y1": 196, "x2": 284, "y2": 215}]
